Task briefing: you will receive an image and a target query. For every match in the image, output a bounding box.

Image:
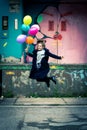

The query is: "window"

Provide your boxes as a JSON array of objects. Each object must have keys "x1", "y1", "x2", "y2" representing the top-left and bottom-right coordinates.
[
  {"x1": 61, "y1": 21, "x2": 66, "y2": 31},
  {"x1": 48, "y1": 21, "x2": 54, "y2": 31},
  {"x1": 2, "y1": 16, "x2": 8, "y2": 30}
]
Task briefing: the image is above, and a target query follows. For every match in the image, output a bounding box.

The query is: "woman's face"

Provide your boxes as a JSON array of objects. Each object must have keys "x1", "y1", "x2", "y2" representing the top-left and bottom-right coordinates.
[{"x1": 37, "y1": 43, "x2": 43, "y2": 51}]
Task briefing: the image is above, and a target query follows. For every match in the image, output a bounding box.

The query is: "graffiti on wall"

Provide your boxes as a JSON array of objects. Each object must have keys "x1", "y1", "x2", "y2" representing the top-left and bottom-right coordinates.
[{"x1": 2, "y1": 66, "x2": 87, "y2": 97}]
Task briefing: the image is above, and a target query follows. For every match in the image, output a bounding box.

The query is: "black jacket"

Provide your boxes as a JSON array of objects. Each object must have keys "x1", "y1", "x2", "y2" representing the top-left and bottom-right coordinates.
[{"x1": 27, "y1": 48, "x2": 61, "y2": 79}]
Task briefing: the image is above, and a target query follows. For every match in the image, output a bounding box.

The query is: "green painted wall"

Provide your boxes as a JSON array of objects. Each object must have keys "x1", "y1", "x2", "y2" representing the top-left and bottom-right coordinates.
[{"x1": 0, "y1": 0, "x2": 23, "y2": 58}]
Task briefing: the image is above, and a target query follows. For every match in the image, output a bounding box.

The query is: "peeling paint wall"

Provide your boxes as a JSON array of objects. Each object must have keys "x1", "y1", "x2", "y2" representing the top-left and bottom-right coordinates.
[{"x1": 2, "y1": 65, "x2": 87, "y2": 97}]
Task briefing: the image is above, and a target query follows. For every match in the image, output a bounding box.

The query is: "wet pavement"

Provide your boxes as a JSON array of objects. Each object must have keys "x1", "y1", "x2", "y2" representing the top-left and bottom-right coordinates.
[{"x1": 0, "y1": 97, "x2": 87, "y2": 130}]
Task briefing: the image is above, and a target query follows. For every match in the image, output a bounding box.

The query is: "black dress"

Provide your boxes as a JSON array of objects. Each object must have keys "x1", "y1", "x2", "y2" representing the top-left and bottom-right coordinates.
[{"x1": 27, "y1": 48, "x2": 61, "y2": 80}]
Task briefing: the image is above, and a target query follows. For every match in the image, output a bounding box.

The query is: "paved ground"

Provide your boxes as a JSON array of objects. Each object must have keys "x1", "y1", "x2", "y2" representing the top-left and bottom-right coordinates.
[{"x1": 0, "y1": 98, "x2": 87, "y2": 130}]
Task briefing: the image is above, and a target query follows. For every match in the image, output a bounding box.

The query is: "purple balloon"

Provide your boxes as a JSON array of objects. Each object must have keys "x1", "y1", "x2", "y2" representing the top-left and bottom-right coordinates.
[
  {"x1": 28, "y1": 27, "x2": 38, "y2": 36},
  {"x1": 16, "y1": 34, "x2": 27, "y2": 43}
]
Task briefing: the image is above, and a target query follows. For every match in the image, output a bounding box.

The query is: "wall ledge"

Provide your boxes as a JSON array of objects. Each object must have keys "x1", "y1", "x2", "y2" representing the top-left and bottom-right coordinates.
[{"x1": 0, "y1": 63, "x2": 87, "y2": 70}]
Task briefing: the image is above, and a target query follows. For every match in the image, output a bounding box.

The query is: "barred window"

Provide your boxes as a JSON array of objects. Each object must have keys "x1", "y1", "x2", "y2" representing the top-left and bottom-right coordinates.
[
  {"x1": 48, "y1": 21, "x2": 54, "y2": 31},
  {"x1": 61, "y1": 21, "x2": 66, "y2": 31}
]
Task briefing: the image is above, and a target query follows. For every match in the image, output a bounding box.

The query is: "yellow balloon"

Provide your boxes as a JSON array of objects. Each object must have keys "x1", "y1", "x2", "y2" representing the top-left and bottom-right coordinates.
[{"x1": 23, "y1": 15, "x2": 32, "y2": 25}]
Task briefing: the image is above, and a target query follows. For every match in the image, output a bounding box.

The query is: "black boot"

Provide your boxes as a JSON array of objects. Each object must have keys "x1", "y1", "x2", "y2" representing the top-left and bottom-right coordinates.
[{"x1": 51, "y1": 76, "x2": 56, "y2": 84}]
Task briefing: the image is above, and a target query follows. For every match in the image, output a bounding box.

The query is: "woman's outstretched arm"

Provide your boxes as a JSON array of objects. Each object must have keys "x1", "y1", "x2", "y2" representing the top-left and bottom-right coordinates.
[{"x1": 48, "y1": 50, "x2": 62, "y2": 59}]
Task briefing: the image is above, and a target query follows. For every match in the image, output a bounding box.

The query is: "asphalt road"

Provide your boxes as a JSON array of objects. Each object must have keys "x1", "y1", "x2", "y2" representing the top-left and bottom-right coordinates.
[{"x1": 0, "y1": 105, "x2": 87, "y2": 130}]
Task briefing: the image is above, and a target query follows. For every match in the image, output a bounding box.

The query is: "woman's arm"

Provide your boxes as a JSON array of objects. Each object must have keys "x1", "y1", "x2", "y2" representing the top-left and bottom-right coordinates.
[
  {"x1": 25, "y1": 48, "x2": 34, "y2": 57},
  {"x1": 26, "y1": 52, "x2": 33, "y2": 57},
  {"x1": 48, "y1": 50, "x2": 62, "y2": 59}
]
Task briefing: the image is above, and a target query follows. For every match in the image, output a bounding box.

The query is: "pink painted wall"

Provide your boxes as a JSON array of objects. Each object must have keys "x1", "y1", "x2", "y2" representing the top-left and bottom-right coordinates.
[{"x1": 36, "y1": 4, "x2": 87, "y2": 64}]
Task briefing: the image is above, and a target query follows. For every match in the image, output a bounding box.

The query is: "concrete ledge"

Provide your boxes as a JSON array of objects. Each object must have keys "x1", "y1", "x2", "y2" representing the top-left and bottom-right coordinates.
[
  {"x1": 0, "y1": 97, "x2": 87, "y2": 105},
  {"x1": 14, "y1": 97, "x2": 87, "y2": 105}
]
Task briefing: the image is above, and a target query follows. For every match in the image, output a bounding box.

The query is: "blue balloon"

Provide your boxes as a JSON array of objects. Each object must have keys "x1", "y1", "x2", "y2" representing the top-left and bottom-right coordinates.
[
  {"x1": 21, "y1": 24, "x2": 30, "y2": 32},
  {"x1": 16, "y1": 34, "x2": 27, "y2": 43}
]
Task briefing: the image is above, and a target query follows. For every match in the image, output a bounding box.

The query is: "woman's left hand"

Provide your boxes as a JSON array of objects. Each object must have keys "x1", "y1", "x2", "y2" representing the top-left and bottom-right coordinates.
[{"x1": 61, "y1": 56, "x2": 64, "y2": 59}]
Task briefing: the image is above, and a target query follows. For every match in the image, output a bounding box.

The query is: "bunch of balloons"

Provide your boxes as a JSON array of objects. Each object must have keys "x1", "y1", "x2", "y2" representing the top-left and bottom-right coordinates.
[{"x1": 16, "y1": 15, "x2": 40, "y2": 44}]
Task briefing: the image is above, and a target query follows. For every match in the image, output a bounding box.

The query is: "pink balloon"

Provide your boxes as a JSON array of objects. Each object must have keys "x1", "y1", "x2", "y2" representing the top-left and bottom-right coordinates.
[
  {"x1": 31, "y1": 24, "x2": 40, "y2": 31},
  {"x1": 28, "y1": 27, "x2": 38, "y2": 36}
]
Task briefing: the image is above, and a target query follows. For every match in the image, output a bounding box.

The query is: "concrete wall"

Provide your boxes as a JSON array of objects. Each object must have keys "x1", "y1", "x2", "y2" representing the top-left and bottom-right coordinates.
[{"x1": 1, "y1": 64, "x2": 87, "y2": 97}]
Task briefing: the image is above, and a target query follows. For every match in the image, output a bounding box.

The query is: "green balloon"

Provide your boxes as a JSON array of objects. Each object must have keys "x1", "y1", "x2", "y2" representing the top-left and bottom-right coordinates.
[{"x1": 37, "y1": 14, "x2": 43, "y2": 23}]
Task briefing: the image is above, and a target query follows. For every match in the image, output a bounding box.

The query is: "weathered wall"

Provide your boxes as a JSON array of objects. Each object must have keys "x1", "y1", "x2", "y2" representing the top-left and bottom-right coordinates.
[
  {"x1": 0, "y1": 1, "x2": 87, "y2": 64},
  {"x1": 0, "y1": 0, "x2": 23, "y2": 58},
  {"x1": 23, "y1": 2, "x2": 87, "y2": 64},
  {"x1": 1, "y1": 64, "x2": 87, "y2": 97}
]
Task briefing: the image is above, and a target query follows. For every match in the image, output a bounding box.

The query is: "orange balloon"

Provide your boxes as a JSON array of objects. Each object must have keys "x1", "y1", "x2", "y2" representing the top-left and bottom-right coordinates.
[{"x1": 26, "y1": 36, "x2": 34, "y2": 44}]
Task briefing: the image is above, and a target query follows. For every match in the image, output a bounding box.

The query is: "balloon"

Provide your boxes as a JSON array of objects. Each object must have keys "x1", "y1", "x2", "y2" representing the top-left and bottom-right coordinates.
[
  {"x1": 31, "y1": 24, "x2": 40, "y2": 31},
  {"x1": 37, "y1": 14, "x2": 43, "y2": 23},
  {"x1": 28, "y1": 27, "x2": 38, "y2": 36},
  {"x1": 26, "y1": 36, "x2": 34, "y2": 44},
  {"x1": 16, "y1": 34, "x2": 26, "y2": 43},
  {"x1": 23, "y1": 15, "x2": 32, "y2": 25},
  {"x1": 21, "y1": 24, "x2": 30, "y2": 32}
]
